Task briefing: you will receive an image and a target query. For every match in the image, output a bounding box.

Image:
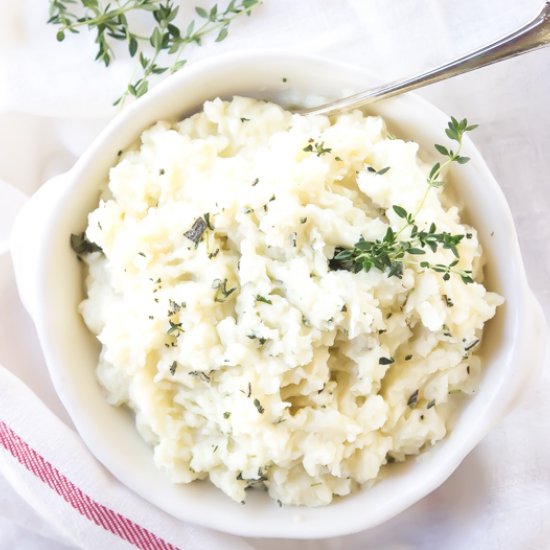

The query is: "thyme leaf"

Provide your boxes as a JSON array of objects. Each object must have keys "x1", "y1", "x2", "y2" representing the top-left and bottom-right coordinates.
[
  {"x1": 184, "y1": 216, "x2": 208, "y2": 244},
  {"x1": 48, "y1": 0, "x2": 261, "y2": 105},
  {"x1": 368, "y1": 165, "x2": 391, "y2": 175},
  {"x1": 169, "y1": 361, "x2": 178, "y2": 375},
  {"x1": 407, "y1": 389, "x2": 419, "y2": 407},
  {"x1": 330, "y1": 117, "x2": 478, "y2": 284},
  {"x1": 464, "y1": 339, "x2": 480, "y2": 352},
  {"x1": 253, "y1": 398, "x2": 264, "y2": 414},
  {"x1": 212, "y1": 278, "x2": 236, "y2": 302},
  {"x1": 167, "y1": 319, "x2": 184, "y2": 336},
  {"x1": 70, "y1": 232, "x2": 103, "y2": 255},
  {"x1": 303, "y1": 138, "x2": 332, "y2": 156}
]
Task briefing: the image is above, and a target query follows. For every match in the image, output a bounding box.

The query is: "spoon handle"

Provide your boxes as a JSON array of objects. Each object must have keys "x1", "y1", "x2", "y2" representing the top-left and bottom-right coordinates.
[{"x1": 300, "y1": 3, "x2": 550, "y2": 116}]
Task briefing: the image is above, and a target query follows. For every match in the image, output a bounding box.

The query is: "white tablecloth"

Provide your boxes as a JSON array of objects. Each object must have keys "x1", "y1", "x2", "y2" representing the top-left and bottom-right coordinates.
[{"x1": 1, "y1": 0, "x2": 549, "y2": 548}]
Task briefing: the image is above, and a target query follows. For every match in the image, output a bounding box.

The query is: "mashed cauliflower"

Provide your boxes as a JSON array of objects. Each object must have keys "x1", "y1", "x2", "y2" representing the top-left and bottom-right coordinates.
[{"x1": 79, "y1": 97, "x2": 502, "y2": 506}]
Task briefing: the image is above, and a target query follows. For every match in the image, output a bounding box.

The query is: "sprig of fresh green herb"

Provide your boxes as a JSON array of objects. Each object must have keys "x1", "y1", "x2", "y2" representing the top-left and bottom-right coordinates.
[
  {"x1": 401, "y1": 117, "x2": 477, "y2": 227},
  {"x1": 330, "y1": 117, "x2": 477, "y2": 284},
  {"x1": 48, "y1": 0, "x2": 261, "y2": 105},
  {"x1": 212, "y1": 278, "x2": 236, "y2": 302}
]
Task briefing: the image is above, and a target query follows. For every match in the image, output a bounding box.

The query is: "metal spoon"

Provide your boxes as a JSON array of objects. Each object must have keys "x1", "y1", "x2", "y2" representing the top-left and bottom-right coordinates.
[{"x1": 299, "y1": 2, "x2": 550, "y2": 116}]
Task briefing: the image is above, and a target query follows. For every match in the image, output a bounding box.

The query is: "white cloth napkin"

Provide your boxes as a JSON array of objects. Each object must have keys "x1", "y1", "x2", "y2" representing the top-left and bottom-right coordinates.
[
  {"x1": 0, "y1": 365, "x2": 253, "y2": 550},
  {"x1": 1, "y1": 1, "x2": 549, "y2": 549}
]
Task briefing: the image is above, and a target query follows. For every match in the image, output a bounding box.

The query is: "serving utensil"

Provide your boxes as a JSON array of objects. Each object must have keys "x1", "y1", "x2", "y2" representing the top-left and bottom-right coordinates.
[{"x1": 299, "y1": 2, "x2": 550, "y2": 116}]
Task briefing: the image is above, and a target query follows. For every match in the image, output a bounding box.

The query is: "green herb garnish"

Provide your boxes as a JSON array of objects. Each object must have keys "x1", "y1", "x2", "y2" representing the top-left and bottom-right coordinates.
[
  {"x1": 253, "y1": 398, "x2": 264, "y2": 414},
  {"x1": 212, "y1": 278, "x2": 236, "y2": 302},
  {"x1": 330, "y1": 117, "x2": 478, "y2": 284},
  {"x1": 169, "y1": 361, "x2": 177, "y2": 375},
  {"x1": 256, "y1": 295, "x2": 272, "y2": 305},
  {"x1": 70, "y1": 232, "x2": 103, "y2": 255},
  {"x1": 247, "y1": 333, "x2": 267, "y2": 345},
  {"x1": 167, "y1": 320, "x2": 184, "y2": 336},
  {"x1": 167, "y1": 299, "x2": 185, "y2": 316},
  {"x1": 443, "y1": 294, "x2": 454, "y2": 307},
  {"x1": 367, "y1": 165, "x2": 391, "y2": 175},
  {"x1": 203, "y1": 212, "x2": 214, "y2": 230},
  {"x1": 189, "y1": 370, "x2": 211, "y2": 383},
  {"x1": 48, "y1": 0, "x2": 261, "y2": 105},
  {"x1": 407, "y1": 389, "x2": 419, "y2": 407},
  {"x1": 184, "y1": 217, "x2": 208, "y2": 244},
  {"x1": 303, "y1": 138, "x2": 332, "y2": 156},
  {"x1": 464, "y1": 339, "x2": 480, "y2": 352},
  {"x1": 237, "y1": 468, "x2": 267, "y2": 488}
]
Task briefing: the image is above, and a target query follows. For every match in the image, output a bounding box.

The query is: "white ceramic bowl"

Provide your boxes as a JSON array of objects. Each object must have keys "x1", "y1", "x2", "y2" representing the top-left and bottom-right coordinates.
[{"x1": 10, "y1": 51, "x2": 547, "y2": 539}]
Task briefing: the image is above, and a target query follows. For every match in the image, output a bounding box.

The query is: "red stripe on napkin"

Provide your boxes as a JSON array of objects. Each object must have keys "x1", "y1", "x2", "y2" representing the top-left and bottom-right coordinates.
[{"x1": 0, "y1": 420, "x2": 179, "y2": 550}]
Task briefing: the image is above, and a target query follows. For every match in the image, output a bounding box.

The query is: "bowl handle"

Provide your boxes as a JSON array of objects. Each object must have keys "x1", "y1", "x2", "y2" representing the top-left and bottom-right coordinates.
[
  {"x1": 0, "y1": 180, "x2": 29, "y2": 256},
  {"x1": 505, "y1": 290, "x2": 548, "y2": 416},
  {"x1": 10, "y1": 173, "x2": 71, "y2": 318}
]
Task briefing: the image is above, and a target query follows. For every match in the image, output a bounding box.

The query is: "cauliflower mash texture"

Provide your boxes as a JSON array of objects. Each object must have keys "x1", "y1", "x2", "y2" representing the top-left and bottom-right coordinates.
[{"x1": 79, "y1": 97, "x2": 502, "y2": 506}]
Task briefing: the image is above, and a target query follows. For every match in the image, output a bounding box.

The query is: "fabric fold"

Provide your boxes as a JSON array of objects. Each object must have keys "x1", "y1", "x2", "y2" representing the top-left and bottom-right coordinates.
[{"x1": 0, "y1": 365, "x2": 252, "y2": 550}]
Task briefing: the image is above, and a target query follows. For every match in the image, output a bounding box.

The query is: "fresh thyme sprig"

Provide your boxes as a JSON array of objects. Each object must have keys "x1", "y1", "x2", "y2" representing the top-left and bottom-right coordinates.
[
  {"x1": 331, "y1": 117, "x2": 477, "y2": 284},
  {"x1": 48, "y1": 0, "x2": 261, "y2": 105}
]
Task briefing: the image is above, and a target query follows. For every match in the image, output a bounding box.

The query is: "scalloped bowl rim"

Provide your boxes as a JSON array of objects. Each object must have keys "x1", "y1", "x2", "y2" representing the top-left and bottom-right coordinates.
[{"x1": 10, "y1": 50, "x2": 547, "y2": 539}]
